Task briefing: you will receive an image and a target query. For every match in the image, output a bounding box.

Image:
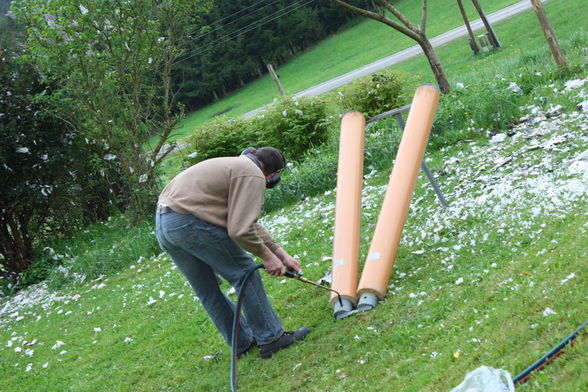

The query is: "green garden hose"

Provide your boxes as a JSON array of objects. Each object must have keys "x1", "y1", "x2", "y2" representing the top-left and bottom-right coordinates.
[{"x1": 230, "y1": 264, "x2": 264, "y2": 392}]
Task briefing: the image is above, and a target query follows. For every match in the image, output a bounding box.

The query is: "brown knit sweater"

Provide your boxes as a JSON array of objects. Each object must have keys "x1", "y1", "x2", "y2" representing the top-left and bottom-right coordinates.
[{"x1": 158, "y1": 156, "x2": 279, "y2": 257}]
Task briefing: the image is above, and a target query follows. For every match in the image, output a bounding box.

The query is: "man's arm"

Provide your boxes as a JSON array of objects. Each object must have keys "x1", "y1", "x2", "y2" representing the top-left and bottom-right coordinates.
[{"x1": 255, "y1": 223, "x2": 301, "y2": 273}]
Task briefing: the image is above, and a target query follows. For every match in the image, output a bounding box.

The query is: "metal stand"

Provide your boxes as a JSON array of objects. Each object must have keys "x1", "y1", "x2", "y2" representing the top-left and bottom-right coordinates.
[
  {"x1": 333, "y1": 298, "x2": 354, "y2": 320},
  {"x1": 356, "y1": 292, "x2": 378, "y2": 312},
  {"x1": 367, "y1": 105, "x2": 449, "y2": 207}
]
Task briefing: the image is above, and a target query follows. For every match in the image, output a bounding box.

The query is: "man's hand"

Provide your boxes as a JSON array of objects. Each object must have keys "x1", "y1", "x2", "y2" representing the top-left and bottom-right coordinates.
[
  {"x1": 281, "y1": 254, "x2": 301, "y2": 273},
  {"x1": 261, "y1": 248, "x2": 284, "y2": 276},
  {"x1": 274, "y1": 248, "x2": 301, "y2": 273}
]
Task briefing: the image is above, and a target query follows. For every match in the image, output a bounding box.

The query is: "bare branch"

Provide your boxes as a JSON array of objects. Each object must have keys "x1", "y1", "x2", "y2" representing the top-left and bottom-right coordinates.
[
  {"x1": 375, "y1": 0, "x2": 419, "y2": 33},
  {"x1": 332, "y1": 0, "x2": 420, "y2": 40}
]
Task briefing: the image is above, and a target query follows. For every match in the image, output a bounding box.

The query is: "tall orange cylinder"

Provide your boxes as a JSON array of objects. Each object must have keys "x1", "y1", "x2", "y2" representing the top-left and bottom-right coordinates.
[
  {"x1": 357, "y1": 85, "x2": 440, "y2": 301},
  {"x1": 331, "y1": 111, "x2": 365, "y2": 309}
]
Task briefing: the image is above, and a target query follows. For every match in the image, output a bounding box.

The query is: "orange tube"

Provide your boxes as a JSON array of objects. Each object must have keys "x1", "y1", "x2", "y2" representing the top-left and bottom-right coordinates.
[
  {"x1": 357, "y1": 85, "x2": 440, "y2": 302},
  {"x1": 331, "y1": 111, "x2": 365, "y2": 309}
]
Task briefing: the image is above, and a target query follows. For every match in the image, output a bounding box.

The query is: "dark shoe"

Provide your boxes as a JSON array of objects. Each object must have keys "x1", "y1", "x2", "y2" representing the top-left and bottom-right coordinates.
[
  {"x1": 259, "y1": 328, "x2": 310, "y2": 359},
  {"x1": 237, "y1": 339, "x2": 256, "y2": 359}
]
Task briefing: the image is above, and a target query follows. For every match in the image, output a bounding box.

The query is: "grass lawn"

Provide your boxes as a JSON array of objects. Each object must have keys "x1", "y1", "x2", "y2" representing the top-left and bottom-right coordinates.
[
  {"x1": 157, "y1": 0, "x2": 524, "y2": 143},
  {"x1": 392, "y1": 0, "x2": 587, "y2": 86},
  {"x1": 1, "y1": 72, "x2": 587, "y2": 390},
  {"x1": 1, "y1": 0, "x2": 587, "y2": 391}
]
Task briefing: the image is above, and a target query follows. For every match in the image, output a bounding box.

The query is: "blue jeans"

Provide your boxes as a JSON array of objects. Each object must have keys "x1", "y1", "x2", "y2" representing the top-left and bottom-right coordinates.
[{"x1": 155, "y1": 206, "x2": 284, "y2": 350}]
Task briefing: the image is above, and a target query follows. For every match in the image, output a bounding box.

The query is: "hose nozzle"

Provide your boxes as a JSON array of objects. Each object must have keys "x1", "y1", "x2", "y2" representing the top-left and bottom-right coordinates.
[{"x1": 284, "y1": 270, "x2": 344, "y2": 307}]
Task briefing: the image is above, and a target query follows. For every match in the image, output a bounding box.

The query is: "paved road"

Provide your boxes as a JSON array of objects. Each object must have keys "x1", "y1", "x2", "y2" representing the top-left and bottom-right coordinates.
[{"x1": 245, "y1": 0, "x2": 546, "y2": 117}]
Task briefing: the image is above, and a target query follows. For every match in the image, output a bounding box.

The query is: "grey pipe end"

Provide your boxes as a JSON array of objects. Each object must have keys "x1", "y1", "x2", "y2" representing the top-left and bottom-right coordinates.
[
  {"x1": 356, "y1": 292, "x2": 378, "y2": 313},
  {"x1": 333, "y1": 298, "x2": 354, "y2": 320}
]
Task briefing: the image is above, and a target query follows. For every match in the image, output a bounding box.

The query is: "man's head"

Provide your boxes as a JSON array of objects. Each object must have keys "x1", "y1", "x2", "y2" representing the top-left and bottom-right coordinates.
[
  {"x1": 254, "y1": 147, "x2": 286, "y2": 174},
  {"x1": 242, "y1": 147, "x2": 286, "y2": 188}
]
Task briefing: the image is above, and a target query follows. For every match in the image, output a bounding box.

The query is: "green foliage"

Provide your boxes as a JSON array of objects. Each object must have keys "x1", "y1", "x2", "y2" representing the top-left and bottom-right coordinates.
[
  {"x1": 183, "y1": 95, "x2": 334, "y2": 166},
  {"x1": 45, "y1": 217, "x2": 160, "y2": 290},
  {"x1": 12, "y1": 0, "x2": 212, "y2": 224},
  {"x1": 253, "y1": 96, "x2": 335, "y2": 161},
  {"x1": 183, "y1": 116, "x2": 257, "y2": 164},
  {"x1": 4, "y1": 215, "x2": 160, "y2": 293},
  {"x1": 431, "y1": 79, "x2": 523, "y2": 148},
  {"x1": 0, "y1": 19, "x2": 116, "y2": 281},
  {"x1": 331, "y1": 70, "x2": 412, "y2": 118},
  {"x1": 263, "y1": 140, "x2": 340, "y2": 211}
]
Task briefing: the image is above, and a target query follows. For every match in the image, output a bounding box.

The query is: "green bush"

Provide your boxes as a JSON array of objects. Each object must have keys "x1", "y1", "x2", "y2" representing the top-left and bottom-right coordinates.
[
  {"x1": 183, "y1": 116, "x2": 257, "y2": 166},
  {"x1": 263, "y1": 140, "x2": 339, "y2": 212},
  {"x1": 253, "y1": 95, "x2": 335, "y2": 161},
  {"x1": 0, "y1": 25, "x2": 120, "y2": 284},
  {"x1": 431, "y1": 78, "x2": 523, "y2": 148},
  {"x1": 183, "y1": 95, "x2": 334, "y2": 166},
  {"x1": 331, "y1": 70, "x2": 412, "y2": 119},
  {"x1": 38, "y1": 216, "x2": 160, "y2": 291}
]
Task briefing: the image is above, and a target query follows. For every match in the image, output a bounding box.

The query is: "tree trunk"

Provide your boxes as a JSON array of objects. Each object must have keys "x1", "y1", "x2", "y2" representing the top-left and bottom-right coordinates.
[
  {"x1": 0, "y1": 209, "x2": 35, "y2": 278},
  {"x1": 456, "y1": 0, "x2": 479, "y2": 54},
  {"x1": 418, "y1": 35, "x2": 451, "y2": 94},
  {"x1": 332, "y1": 0, "x2": 451, "y2": 94},
  {"x1": 470, "y1": 0, "x2": 501, "y2": 48},
  {"x1": 530, "y1": 0, "x2": 567, "y2": 69}
]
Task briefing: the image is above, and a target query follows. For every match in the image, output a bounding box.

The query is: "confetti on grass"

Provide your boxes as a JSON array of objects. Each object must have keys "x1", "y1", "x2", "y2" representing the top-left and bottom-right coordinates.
[
  {"x1": 560, "y1": 273, "x2": 576, "y2": 285},
  {"x1": 51, "y1": 341, "x2": 65, "y2": 350}
]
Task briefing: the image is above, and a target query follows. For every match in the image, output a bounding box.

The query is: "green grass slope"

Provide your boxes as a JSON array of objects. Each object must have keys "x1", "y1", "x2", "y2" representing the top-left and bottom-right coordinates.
[
  {"x1": 1, "y1": 0, "x2": 588, "y2": 391},
  {"x1": 1, "y1": 74, "x2": 587, "y2": 391},
  {"x1": 163, "y1": 0, "x2": 522, "y2": 141}
]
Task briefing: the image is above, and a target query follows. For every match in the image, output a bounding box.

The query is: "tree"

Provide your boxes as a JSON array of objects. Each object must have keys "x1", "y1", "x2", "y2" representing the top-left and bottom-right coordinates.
[
  {"x1": 1, "y1": 14, "x2": 113, "y2": 280},
  {"x1": 470, "y1": 0, "x2": 500, "y2": 48},
  {"x1": 173, "y1": 0, "x2": 356, "y2": 109},
  {"x1": 529, "y1": 0, "x2": 567, "y2": 69},
  {"x1": 456, "y1": 0, "x2": 479, "y2": 54},
  {"x1": 12, "y1": 0, "x2": 211, "y2": 224},
  {"x1": 332, "y1": 0, "x2": 451, "y2": 93}
]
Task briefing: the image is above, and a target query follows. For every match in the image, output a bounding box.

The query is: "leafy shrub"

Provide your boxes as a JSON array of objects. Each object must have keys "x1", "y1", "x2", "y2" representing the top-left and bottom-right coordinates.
[
  {"x1": 431, "y1": 78, "x2": 523, "y2": 148},
  {"x1": 263, "y1": 141, "x2": 339, "y2": 211},
  {"x1": 0, "y1": 27, "x2": 121, "y2": 283},
  {"x1": 183, "y1": 116, "x2": 257, "y2": 165},
  {"x1": 253, "y1": 95, "x2": 335, "y2": 161},
  {"x1": 184, "y1": 95, "x2": 334, "y2": 166},
  {"x1": 331, "y1": 70, "x2": 412, "y2": 119},
  {"x1": 38, "y1": 216, "x2": 160, "y2": 291}
]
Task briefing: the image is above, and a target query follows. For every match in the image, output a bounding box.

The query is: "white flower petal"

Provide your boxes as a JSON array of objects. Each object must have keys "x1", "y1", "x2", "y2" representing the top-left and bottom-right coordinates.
[{"x1": 51, "y1": 341, "x2": 65, "y2": 350}]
